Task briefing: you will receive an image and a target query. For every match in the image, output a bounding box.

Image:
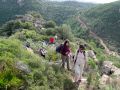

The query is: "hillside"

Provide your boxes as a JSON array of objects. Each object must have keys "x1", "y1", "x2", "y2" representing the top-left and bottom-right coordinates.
[
  {"x1": 80, "y1": 1, "x2": 120, "y2": 53},
  {"x1": 0, "y1": 0, "x2": 96, "y2": 25},
  {"x1": 0, "y1": 12, "x2": 76, "y2": 90},
  {"x1": 0, "y1": 0, "x2": 120, "y2": 90},
  {"x1": 0, "y1": 12, "x2": 120, "y2": 90}
]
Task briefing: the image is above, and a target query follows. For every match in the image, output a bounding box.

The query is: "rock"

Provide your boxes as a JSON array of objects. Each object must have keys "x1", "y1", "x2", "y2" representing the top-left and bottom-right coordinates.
[
  {"x1": 112, "y1": 77, "x2": 120, "y2": 87},
  {"x1": 100, "y1": 74, "x2": 112, "y2": 85},
  {"x1": 15, "y1": 61, "x2": 31, "y2": 74},
  {"x1": 103, "y1": 61, "x2": 113, "y2": 66},
  {"x1": 113, "y1": 69, "x2": 120, "y2": 76},
  {"x1": 101, "y1": 61, "x2": 120, "y2": 76},
  {"x1": 101, "y1": 61, "x2": 113, "y2": 75},
  {"x1": 26, "y1": 47, "x2": 34, "y2": 54},
  {"x1": 101, "y1": 61, "x2": 114, "y2": 75},
  {"x1": 111, "y1": 65, "x2": 118, "y2": 72}
]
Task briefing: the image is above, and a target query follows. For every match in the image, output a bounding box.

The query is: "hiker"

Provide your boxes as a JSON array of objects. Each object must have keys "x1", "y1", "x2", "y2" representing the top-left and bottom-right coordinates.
[
  {"x1": 39, "y1": 48, "x2": 47, "y2": 58},
  {"x1": 26, "y1": 42, "x2": 30, "y2": 48},
  {"x1": 55, "y1": 35, "x2": 58, "y2": 40},
  {"x1": 73, "y1": 45, "x2": 87, "y2": 85},
  {"x1": 49, "y1": 37, "x2": 55, "y2": 44},
  {"x1": 42, "y1": 41, "x2": 46, "y2": 46},
  {"x1": 61, "y1": 40, "x2": 71, "y2": 70},
  {"x1": 25, "y1": 42, "x2": 34, "y2": 54}
]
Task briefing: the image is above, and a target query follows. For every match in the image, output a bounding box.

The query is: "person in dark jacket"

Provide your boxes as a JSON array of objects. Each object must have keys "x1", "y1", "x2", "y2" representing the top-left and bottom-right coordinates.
[
  {"x1": 39, "y1": 48, "x2": 47, "y2": 58},
  {"x1": 26, "y1": 42, "x2": 30, "y2": 48},
  {"x1": 61, "y1": 40, "x2": 71, "y2": 70}
]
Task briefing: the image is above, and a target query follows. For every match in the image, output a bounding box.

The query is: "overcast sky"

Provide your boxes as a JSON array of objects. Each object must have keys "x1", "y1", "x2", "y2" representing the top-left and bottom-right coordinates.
[{"x1": 50, "y1": 0, "x2": 119, "y2": 3}]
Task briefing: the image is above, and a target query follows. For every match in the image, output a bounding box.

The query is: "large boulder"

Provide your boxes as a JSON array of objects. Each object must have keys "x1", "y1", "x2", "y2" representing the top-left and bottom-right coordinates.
[
  {"x1": 113, "y1": 69, "x2": 120, "y2": 76},
  {"x1": 15, "y1": 61, "x2": 31, "y2": 74},
  {"x1": 26, "y1": 47, "x2": 34, "y2": 54},
  {"x1": 112, "y1": 77, "x2": 120, "y2": 88},
  {"x1": 101, "y1": 61, "x2": 120, "y2": 76},
  {"x1": 101, "y1": 61, "x2": 113, "y2": 75},
  {"x1": 100, "y1": 74, "x2": 112, "y2": 85}
]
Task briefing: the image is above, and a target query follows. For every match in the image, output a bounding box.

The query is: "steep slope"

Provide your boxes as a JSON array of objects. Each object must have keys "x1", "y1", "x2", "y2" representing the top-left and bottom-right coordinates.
[
  {"x1": 0, "y1": 0, "x2": 96, "y2": 25},
  {"x1": 0, "y1": 6, "x2": 120, "y2": 90},
  {"x1": 81, "y1": 1, "x2": 120, "y2": 53},
  {"x1": 78, "y1": 16, "x2": 120, "y2": 57}
]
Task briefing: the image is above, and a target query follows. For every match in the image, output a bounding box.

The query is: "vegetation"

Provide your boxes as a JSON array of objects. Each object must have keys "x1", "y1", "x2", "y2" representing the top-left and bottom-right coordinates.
[
  {"x1": 0, "y1": 0, "x2": 120, "y2": 90},
  {"x1": 0, "y1": 20, "x2": 35, "y2": 36},
  {"x1": 80, "y1": 1, "x2": 120, "y2": 53},
  {"x1": 0, "y1": 38, "x2": 74, "y2": 90},
  {"x1": 65, "y1": 16, "x2": 89, "y2": 39},
  {"x1": 0, "y1": 0, "x2": 96, "y2": 25},
  {"x1": 45, "y1": 20, "x2": 56, "y2": 28}
]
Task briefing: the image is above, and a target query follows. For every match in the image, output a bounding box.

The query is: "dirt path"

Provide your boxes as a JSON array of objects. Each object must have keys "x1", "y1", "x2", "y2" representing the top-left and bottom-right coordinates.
[{"x1": 77, "y1": 16, "x2": 120, "y2": 57}]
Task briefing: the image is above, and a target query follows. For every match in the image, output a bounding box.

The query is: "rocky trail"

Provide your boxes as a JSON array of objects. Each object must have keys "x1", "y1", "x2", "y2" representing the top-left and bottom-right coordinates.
[{"x1": 25, "y1": 40, "x2": 120, "y2": 90}]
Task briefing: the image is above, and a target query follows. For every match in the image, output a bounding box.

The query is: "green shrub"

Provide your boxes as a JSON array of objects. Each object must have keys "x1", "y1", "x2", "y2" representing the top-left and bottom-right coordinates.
[
  {"x1": 45, "y1": 20, "x2": 56, "y2": 28},
  {"x1": 0, "y1": 38, "x2": 42, "y2": 89},
  {"x1": 46, "y1": 28, "x2": 56, "y2": 36},
  {"x1": 0, "y1": 37, "x2": 73, "y2": 90},
  {"x1": 10, "y1": 30, "x2": 50, "y2": 42},
  {"x1": 33, "y1": 71, "x2": 48, "y2": 86},
  {"x1": 28, "y1": 61, "x2": 40, "y2": 69},
  {"x1": 63, "y1": 79, "x2": 76, "y2": 90},
  {"x1": 46, "y1": 48, "x2": 59, "y2": 61},
  {"x1": 1, "y1": 20, "x2": 35, "y2": 36}
]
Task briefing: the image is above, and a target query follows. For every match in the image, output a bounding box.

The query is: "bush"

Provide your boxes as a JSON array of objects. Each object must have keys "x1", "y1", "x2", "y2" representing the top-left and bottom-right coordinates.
[
  {"x1": 1, "y1": 20, "x2": 35, "y2": 36},
  {"x1": 0, "y1": 38, "x2": 72, "y2": 90},
  {"x1": 33, "y1": 71, "x2": 48, "y2": 86},
  {"x1": 46, "y1": 28, "x2": 56, "y2": 36},
  {"x1": 10, "y1": 30, "x2": 50, "y2": 42},
  {"x1": 21, "y1": 22, "x2": 35, "y2": 30},
  {"x1": 63, "y1": 79, "x2": 76, "y2": 90},
  {"x1": 45, "y1": 20, "x2": 56, "y2": 28},
  {"x1": 0, "y1": 38, "x2": 41, "y2": 89},
  {"x1": 0, "y1": 69, "x2": 22, "y2": 89},
  {"x1": 46, "y1": 48, "x2": 60, "y2": 61}
]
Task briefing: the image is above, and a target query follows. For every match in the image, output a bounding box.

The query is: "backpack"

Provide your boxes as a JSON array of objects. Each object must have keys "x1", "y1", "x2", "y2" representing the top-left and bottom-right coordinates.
[{"x1": 56, "y1": 44, "x2": 63, "y2": 53}]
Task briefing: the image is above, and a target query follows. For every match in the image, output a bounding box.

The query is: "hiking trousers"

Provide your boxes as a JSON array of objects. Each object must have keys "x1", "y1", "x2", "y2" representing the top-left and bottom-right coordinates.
[{"x1": 61, "y1": 54, "x2": 70, "y2": 70}]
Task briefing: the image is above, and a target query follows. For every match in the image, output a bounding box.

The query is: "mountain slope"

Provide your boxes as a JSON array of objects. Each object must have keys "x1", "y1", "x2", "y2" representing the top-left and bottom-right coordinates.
[
  {"x1": 81, "y1": 1, "x2": 120, "y2": 53},
  {"x1": 78, "y1": 16, "x2": 120, "y2": 57},
  {"x1": 0, "y1": 0, "x2": 96, "y2": 25}
]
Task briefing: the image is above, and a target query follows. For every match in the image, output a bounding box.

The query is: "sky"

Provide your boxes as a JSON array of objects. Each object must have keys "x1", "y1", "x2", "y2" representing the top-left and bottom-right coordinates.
[{"x1": 50, "y1": 0, "x2": 119, "y2": 3}]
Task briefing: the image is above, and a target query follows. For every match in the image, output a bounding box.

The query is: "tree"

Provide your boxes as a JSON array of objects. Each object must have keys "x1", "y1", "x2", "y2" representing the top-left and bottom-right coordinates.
[
  {"x1": 45, "y1": 20, "x2": 56, "y2": 28},
  {"x1": 57, "y1": 24, "x2": 74, "y2": 41},
  {"x1": 1, "y1": 20, "x2": 35, "y2": 36},
  {"x1": 46, "y1": 28, "x2": 56, "y2": 36},
  {"x1": 2, "y1": 20, "x2": 15, "y2": 36}
]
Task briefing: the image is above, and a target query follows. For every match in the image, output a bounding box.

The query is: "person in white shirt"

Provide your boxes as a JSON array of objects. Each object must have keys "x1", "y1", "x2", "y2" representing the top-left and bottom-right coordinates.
[{"x1": 73, "y1": 45, "x2": 87, "y2": 85}]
